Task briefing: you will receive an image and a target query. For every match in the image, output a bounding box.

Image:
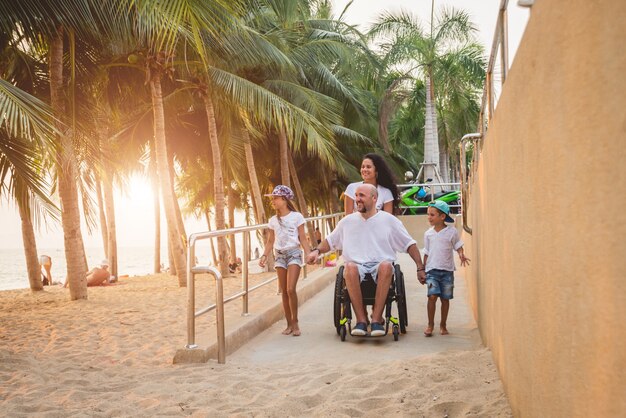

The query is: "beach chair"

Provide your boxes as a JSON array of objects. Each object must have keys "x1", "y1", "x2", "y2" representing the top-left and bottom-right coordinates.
[{"x1": 333, "y1": 264, "x2": 408, "y2": 341}]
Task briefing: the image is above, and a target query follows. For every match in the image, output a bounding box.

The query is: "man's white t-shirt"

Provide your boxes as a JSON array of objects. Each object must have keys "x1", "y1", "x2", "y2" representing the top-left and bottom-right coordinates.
[
  {"x1": 268, "y1": 211, "x2": 305, "y2": 250},
  {"x1": 344, "y1": 182, "x2": 394, "y2": 212},
  {"x1": 326, "y1": 211, "x2": 416, "y2": 264},
  {"x1": 423, "y1": 225, "x2": 464, "y2": 272}
]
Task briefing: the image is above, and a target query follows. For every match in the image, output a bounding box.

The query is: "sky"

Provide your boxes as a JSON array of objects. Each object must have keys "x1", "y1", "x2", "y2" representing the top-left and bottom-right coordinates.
[{"x1": 0, "y1": 0, "x2": 530, "y2": 251}]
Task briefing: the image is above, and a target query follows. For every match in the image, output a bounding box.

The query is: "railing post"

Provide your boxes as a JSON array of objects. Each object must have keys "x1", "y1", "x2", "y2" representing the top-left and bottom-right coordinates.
[
  {"x1": 186, "y1": 238, "x2": 197, "y2": 349},
  {"x1": 215, "y1": 270, "x2": 225, "y2": 364},
  {"x1": 242, "y1": 231, "x2": 249, "y2": 315}
]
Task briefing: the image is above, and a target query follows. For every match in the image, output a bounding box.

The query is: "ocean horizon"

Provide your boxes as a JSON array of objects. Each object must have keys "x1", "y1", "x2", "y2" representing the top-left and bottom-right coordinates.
[{"x1": 0, "y1": 239, "x2": 262, "y2": 291}]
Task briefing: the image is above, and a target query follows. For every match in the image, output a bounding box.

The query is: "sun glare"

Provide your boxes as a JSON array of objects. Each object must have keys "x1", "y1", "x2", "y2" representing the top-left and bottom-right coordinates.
[{"x1": 113, "y1": 175, "x2": 158, "y2": 247}]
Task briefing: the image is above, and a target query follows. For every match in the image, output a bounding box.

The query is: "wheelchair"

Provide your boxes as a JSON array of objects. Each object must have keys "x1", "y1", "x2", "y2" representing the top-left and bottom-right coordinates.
[{"x1": 333, "y1": 264, "x2": 408, "y2": 341}]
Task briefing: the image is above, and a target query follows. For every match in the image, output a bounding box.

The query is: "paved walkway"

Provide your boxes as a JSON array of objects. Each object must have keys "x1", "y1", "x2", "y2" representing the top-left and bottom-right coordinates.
[{"x1": 231, "y1": 252, "x2": 480, "y2": 365}]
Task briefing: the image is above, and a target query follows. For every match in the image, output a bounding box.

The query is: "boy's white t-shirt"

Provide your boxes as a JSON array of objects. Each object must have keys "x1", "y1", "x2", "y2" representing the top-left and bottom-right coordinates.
[
  {"x1": 344, "y1": 182, "x2": 394, "y2": 212},
  {"x1": 326, "y1": 211, "x2": 416, "y2": 264},
  {"x1": 268, "y1": 211, "x2": 305, "y2": 251},
  {"x1": 423, "y1": 225, "x2": 464, "y2": 272}
]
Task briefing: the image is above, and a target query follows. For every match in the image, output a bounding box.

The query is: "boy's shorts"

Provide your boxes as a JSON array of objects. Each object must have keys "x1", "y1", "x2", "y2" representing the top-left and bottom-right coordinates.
[
  {"x1": 426, "y1": 269, "x2": 455, "y2": 299},
  {"x1": 274, "y1": 248, "x2": 303, "y2": 269}
]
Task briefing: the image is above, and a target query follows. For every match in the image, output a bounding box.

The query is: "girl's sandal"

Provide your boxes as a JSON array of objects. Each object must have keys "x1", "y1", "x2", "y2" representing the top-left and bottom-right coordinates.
[{"x1": 424, "y1": 326, "x2": 434, "y2": 337}]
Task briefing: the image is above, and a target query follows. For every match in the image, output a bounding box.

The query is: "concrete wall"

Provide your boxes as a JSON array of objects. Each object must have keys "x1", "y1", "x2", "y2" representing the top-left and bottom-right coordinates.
[{"x1": 463, "y1": 1, "x2": 626, "y2": 416}]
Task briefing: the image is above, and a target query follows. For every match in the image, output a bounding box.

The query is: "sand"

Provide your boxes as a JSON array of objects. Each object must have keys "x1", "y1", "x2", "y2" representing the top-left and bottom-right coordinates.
[{"x1": 0, "y1": 270, "x2": 512, "y2": 417}]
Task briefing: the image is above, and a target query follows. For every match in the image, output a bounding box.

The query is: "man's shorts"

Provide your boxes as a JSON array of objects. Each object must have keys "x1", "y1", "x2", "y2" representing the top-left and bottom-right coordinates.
[
  {"x1": 274, "y1": 248, "x2": 303, "y2": 269},
  {"x1": 356, "y1": 261, "x2": 388, "y2": 283},
  {"x1": 426, "y1": 269, "x2": 455, "y2": 299}
]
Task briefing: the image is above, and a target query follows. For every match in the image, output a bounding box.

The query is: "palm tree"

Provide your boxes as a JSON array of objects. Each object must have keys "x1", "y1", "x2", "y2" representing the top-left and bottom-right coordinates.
[
  {"x1": 104, "y1": 0, "x2": 248, "y2": 284},
  {"x1": 370, "y1": 7, "x2": 485, "y2": 183},
  {"x1": 0, "y1": 0, "x2": 125, "y2": 299},
  {"x1": 0, "y1": 41, "x2": 60, "y2": 291}
]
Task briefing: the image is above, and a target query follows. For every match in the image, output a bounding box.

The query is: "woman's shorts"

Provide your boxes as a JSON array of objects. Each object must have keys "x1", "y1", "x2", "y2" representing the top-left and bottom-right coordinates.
[
  {"x1": 274, "y1": 248, "x2": 303, "y2": 269},
  {"x1": 426, "y1": 269, "x2": 455, "y2": 299}
]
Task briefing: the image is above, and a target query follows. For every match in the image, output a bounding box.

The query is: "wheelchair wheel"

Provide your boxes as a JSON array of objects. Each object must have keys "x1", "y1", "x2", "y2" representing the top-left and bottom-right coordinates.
[
  {"x1": 334, "y1": 266, "x2": 345, "y2": 334},
  {"x1": 393, "y1": 325, "x2": 399, "y2": 341},
  {"x1": 340, "y1": 325, "x2": 347, "y2": 341},
  {"x1": 394, "y1": 265, "x2": 408, "y2": 334}
]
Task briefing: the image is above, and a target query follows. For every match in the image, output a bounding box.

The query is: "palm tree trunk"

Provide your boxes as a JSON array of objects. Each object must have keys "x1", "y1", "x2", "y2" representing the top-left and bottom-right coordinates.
[
  {"x1": 242, "y1": 128, "x2": 274, "y2": 270},
  {"x1": 204, "y1": 209, "x2": 218, "y2": 266},
  {"x1": 168, "y1": 152, "x2": 188, "y2": 248},
  {"x1": 278, "y1": 129, "x2": 290, "y2": 187},
  {"x1": 149, "y1": 72, "x2": 187, "y2": 286},
  {"x1": 95, "y1": 173, "x2": 109, "y2": 257},
  {"x1": 423, "y1": 73, "x2": 441, "y2": 188},
  {"x1": 17, "y1": 196, "x2": 43, "y2": 291},
  {"x1": 168, "y1": 238, "x2": 176, "y2": 276},
  {"x1": 50, "y1": 28, "x2": 88, "y2": 300},
  {"x1": 102, "y1": 170, "x2": 118, "y2": 279},
  {"x1": 150, "y1": 144, "x2": 161, "y2": 274},
  {"x1": 288, "y1": 152, "x2": 316, "y2": 245},
  {"x1": 203, "y1": 95, "x2": 229, "y2": 276},
  {"x1": 329, "y1": 170, "x2": 341, "y2": 214},
  {"x1": 242, "y1": 128, "x2": 266, "y2": 225}
]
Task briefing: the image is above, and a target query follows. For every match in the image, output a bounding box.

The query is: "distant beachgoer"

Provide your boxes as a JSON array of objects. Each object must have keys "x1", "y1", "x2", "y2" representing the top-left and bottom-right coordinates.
[
  {"x1": 39, "y1": 255, "x2": 52, "y2": 286},
  {"x1": 259, "y1": 185, "x2": 312, "y2": 337},
  {"x1": 314, "y1": 227, "x2": 322, "y2": 245},
  {"x1": 228, "y1": 257, "x2": 242, "y2": 274},
  {"x1": 254, "y1": 247, "x2": 260, "y2": 260},
  {"x1": 63, "y1": 259, "x2": 111, "y2": 288},
  {"x1": 421, "y1": 201, "x2": 471, "y2": 337},
  {"x1": 344, "y1": 153, "x2": 398, "y2": 215}
]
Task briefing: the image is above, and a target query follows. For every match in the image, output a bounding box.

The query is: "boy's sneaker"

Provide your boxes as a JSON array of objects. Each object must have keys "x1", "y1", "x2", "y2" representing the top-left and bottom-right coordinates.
[
  {"x1": 370, "y1": 322, "x2": 385, "y2": 337},
  {"x1": 351, "y1": 322, "x2": 368, "y2": 336}
]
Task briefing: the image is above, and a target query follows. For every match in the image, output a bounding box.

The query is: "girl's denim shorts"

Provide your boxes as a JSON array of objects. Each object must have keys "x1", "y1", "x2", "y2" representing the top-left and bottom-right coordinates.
[{"x1": 274, "y1": 247, "x2": 303, "y2": 269}]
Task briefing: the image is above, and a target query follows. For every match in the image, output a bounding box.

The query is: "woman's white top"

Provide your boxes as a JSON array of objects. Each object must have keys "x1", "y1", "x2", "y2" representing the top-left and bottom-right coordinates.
[
  {"x1": 344, "y1": 182, "x2": 394, "y2": 212},
  {"x1": 268, "y1": 211, "x2": 305, "y2": 250}
]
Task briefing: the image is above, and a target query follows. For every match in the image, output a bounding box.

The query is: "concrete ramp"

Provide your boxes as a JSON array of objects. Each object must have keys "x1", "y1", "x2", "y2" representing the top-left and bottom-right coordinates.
[{"x1": 232, "y1": 252, "x2": 480, "y2": 365}]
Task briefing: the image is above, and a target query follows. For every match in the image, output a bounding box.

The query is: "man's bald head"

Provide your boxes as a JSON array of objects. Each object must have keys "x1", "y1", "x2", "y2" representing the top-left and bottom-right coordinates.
[
  {"x1": 354, "y1": 183, "x2": 378, "y2": 214},
  {"x1": 356, "y1": 183, "x2": 378, "y2": 198}
]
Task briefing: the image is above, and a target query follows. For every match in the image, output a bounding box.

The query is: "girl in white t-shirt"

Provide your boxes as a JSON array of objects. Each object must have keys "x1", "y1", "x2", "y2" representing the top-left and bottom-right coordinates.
[
  {"x1": 344, "y1": 153, "x2": 399, "y2": 215},
  {"x1": 259, "y1": 185, "x2": 311, "y2": 336}
]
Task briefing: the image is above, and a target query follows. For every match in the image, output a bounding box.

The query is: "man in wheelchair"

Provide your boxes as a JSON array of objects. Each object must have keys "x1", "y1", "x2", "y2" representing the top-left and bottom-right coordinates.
[{"x1": 307, "y1": 184, "x2": 426, "y2": 336}]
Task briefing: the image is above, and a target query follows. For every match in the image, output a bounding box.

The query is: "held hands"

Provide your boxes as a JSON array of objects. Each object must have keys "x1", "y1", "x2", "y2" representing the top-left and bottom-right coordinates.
[
  {"x1": 258, "y1": 255, "x2": 268, "y2": 268},
  {"x1": 417, "y1": 269, "x2": 426, "y2": 285},
  {"x1": 305, "y1": 249, "x2": 320, "y2": 265}
]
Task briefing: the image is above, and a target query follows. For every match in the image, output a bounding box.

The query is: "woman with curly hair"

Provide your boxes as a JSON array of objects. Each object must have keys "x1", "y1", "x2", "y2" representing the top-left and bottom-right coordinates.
[{"x1": 344, "y1": 153, "x2": 399, "y2": 215}]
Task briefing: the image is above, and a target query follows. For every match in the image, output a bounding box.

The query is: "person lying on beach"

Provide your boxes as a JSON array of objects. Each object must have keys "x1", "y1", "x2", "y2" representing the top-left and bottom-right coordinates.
[
  {"x1": 39, "y1": 255, "x2": 52, "y2": 286},
  {"x1": 63, "y1": 259, "x2": 111, "y2": 287}
]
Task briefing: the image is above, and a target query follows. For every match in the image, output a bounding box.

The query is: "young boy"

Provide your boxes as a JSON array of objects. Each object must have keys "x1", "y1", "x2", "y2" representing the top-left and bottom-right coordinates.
[{"x1": 420, "y1": 200, "x2": 470, "y2": 337}]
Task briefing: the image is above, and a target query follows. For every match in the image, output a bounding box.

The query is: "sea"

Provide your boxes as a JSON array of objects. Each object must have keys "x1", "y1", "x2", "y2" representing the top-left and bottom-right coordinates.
[{"x1": 0, "y1": 240, "x2": 262, "y2": 291}]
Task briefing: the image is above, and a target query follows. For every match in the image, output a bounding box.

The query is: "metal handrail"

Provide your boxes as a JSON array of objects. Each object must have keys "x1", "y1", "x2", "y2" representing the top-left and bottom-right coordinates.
[
  {"x1": 184, "y1": 212, "x2": 343, "y2": 364},
  {"x1": 461, "y1": 1, "x2": 514, "y2": 230},
  {"x1": 479, "y1": 0, "x2": 510, "y2": 138},
  {"x1": 459, "y1": 133, "x2": 482, "y2": 234}
]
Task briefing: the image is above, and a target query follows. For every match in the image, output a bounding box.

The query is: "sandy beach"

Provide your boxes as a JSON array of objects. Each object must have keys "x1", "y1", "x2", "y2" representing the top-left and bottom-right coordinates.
[{"x1": 0, "y1": 269, "x2": 511, "y2": 417}]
